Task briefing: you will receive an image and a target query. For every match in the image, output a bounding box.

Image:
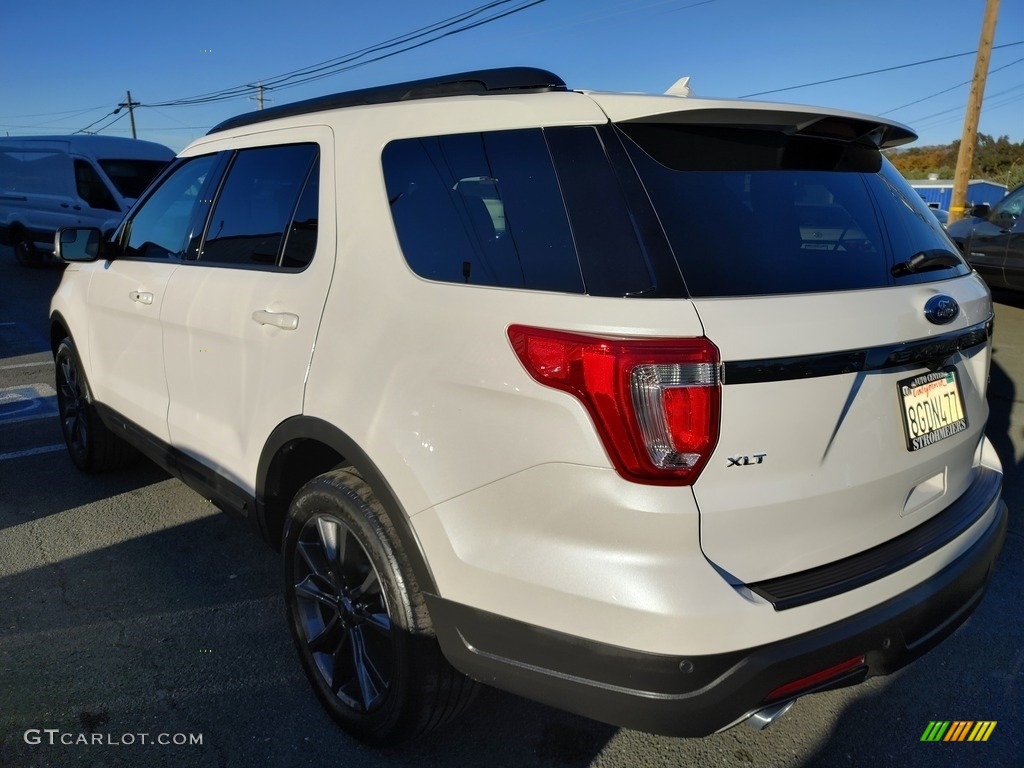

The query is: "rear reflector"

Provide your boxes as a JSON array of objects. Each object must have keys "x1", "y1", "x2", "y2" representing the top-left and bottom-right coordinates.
[
  {"x1": 508, "y1": 325, "x2": 720, "y2": 485},
  {"x1": 765, "y1": 655, "x2": 866, "y2": 703}
]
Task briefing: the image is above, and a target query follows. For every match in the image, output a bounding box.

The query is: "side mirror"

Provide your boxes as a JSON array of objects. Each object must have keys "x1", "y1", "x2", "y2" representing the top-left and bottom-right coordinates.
[
  {"x1": 968, "y1": 203, "x2": 991, "y2": 218},
  {"x1": 55, "y1": 227, "x2": 103, "y2": 262}
]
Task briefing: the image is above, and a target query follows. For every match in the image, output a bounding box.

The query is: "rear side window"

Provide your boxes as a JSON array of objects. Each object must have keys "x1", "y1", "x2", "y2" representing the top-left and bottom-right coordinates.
[
  {"x1": 199, "y1": 143, "x2": 318, "y2": 269},
  {"x1": 617, "y1": 123, "x2": 969, "y2": 297},
  {"x1": 280, "y1": 157, "x2": 319, "y2": 269},
  {"x1": 383, "y1": 130, "x2": 584, "y2": 293}
]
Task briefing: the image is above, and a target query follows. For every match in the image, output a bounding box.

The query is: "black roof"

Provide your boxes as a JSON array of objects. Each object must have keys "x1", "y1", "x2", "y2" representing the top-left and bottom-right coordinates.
[{"x1": 208, "y1": 67, "x2": 567, "y2": 135}]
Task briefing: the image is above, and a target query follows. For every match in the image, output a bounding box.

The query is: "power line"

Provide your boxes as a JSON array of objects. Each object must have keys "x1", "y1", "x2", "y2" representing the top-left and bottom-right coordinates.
[
  {"x1": 0, "y1": 105, "x2": 111, "y2": 122},
  {"x1": 260, "y1": 0, "x2": 548, "y2": 93},
  {"x1": 146, "y1": 0, "x2": 545, "y2": 109},
  {"x1": 69, "y1": 0, "x2": 546, "y2": 134},
  {"x1": 908, "y1": 87, "x2": 1024, "y2": 134},
  {"x1": 908, "y1": 82, "x2": 1024, "y2": 124},
  {"x1": 738, "y1": 40, "x2": 1024, "y2": 99},
  {"x1": 73, "y1": 110, "x2": 120, "y2": 135},
  {"x1": 81, "y1": 110, "x2": 129, "y2": 136},
  {"x1": 880, "y1": 55, "x2": 1024, "y2": 115}
]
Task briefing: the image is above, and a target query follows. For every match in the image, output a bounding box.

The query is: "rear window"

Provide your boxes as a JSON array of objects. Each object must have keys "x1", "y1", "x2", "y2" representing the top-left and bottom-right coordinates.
[{"x1": 617, "y1": 123, "x2": 969, "y2": 297}]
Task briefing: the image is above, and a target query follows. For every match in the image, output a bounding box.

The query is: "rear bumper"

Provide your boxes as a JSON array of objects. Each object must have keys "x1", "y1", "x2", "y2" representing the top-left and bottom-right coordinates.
[{"x1": 428, "y1": 492, "x2": 1007, "y2": 736}]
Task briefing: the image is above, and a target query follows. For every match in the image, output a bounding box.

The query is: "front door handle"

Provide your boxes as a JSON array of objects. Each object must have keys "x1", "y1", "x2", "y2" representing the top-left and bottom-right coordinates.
[
  {"x1": 129, "y1": 291, "x2": 154, "y2": 305},
  {"x1": 252, "y1": 310, "x2": 299, "y2": 330}
]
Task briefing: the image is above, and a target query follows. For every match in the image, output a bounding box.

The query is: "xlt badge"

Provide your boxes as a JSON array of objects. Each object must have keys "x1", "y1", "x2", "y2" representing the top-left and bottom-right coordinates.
[{"x1": 727, "y1": 454, "x2": 766, "y2": 467}]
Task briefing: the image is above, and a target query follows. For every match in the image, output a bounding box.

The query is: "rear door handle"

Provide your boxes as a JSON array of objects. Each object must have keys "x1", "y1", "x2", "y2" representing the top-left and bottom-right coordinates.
[
  {"x1": 129, "y1": 291, "x2": 153, "y2": 305},
  {"x1": 252, "y1": 310, "x2": 299, "y2": 330}
]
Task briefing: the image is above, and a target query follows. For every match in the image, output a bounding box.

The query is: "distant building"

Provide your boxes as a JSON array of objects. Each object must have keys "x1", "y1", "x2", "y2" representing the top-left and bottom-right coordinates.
[{"x1": 909, "y1": 177, "x2": 1006, "y2": 210}]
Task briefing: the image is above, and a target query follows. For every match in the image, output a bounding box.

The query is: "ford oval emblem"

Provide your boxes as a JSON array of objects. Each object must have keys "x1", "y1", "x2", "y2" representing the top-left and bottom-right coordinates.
[{"x1": 924, "y1": 295, "x2": 959, "y2": 325}]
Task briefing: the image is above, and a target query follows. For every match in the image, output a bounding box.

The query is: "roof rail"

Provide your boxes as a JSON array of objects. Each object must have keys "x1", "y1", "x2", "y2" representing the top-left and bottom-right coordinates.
[{"x1": 208, "y1": 67, "x2": 567, "y2": 135}]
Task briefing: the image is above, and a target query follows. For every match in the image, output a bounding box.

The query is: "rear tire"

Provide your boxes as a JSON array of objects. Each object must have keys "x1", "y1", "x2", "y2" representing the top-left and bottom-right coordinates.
[
  {"x1": 12, "y1": 230, "x2": 41, "y2": 267},
  {"x1": 283, "y1": 468, "x2": 477, "y2": 745},
  {"x1": 55, "y1": 337, "x2": 137, "y2": 472}
]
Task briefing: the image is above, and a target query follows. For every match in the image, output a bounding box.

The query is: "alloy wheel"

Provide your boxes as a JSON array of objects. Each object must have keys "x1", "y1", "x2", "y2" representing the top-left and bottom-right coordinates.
[
  {"x1": 57, "y1": 353, "x2": 88, "y2": 455},
  {"x1": 292, "y1": 513, "x2": 394, "y2": 712}
]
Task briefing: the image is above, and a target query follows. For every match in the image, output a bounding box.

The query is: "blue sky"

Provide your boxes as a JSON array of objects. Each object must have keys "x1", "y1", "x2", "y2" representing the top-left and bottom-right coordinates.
[{"x1": 2, "y1": 0, "x2": 1022, "y2": 152}]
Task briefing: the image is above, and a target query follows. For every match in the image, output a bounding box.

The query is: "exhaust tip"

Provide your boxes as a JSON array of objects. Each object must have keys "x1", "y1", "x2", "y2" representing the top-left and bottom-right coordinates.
[{"x1": 743, "y1": 699, "x2": 796, "y2": 731}]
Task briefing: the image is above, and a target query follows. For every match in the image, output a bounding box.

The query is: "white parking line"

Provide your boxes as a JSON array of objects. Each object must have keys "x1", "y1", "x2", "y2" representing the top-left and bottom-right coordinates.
[
  {"x1": 0, "y1": 361, "x2": 54, "y2": 371},
  {"x1": 0, "y1": 444, "x2": 64, "y2": 461}
]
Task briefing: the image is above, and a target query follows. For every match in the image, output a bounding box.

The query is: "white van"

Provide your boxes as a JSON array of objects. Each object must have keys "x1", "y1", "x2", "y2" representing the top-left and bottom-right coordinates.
[{"x1": 0, "y1": 135, "x2": 174, "y2": 266}]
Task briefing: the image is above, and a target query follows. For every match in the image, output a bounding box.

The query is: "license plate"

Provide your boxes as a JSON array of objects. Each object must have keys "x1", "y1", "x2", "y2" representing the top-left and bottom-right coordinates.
[{"x1": 898, "y1": 368, "x2": 968, "y2": 451}]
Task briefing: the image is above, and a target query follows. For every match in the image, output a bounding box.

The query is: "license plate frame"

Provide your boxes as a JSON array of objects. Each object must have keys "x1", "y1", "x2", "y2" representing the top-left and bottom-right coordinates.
[{"x1": 898, "y1": 367, "x2": 968, "y2": 451}]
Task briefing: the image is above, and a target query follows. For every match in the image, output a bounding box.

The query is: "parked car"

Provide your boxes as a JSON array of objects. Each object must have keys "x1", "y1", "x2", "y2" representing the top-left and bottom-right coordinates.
[
  {"x1": 947, "y1": 183, "x2": 1024, "y2": 292},
  {"x1": 0, "y1": 135, "x2": 174, "y2": 266},
  {"x1": 928, "y1": 205, "x2": 950, "y2": 229},
  {"x1": 48, "y1": 67, "x2": 1006, "y2": 745}
]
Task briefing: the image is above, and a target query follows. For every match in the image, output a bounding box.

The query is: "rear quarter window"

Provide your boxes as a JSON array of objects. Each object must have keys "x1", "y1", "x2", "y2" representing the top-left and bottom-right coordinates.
[{"x1": 383, "y1": 129, "x2": 584, "y2": 293}]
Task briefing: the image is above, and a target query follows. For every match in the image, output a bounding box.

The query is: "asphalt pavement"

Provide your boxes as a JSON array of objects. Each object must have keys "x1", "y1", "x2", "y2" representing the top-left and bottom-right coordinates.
[{"x1": 0, "y1": 247, "x2": 1020, "y2": 768}]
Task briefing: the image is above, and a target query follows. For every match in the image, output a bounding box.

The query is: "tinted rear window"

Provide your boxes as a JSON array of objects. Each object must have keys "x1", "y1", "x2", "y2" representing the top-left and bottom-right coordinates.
[{"x1": 617, "y1": 123, "x2": 969, "y2": 297}]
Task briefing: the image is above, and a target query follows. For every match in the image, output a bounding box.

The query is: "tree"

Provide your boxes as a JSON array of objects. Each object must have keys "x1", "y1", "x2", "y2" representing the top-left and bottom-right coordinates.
[{"x1": 886, "y1": 135, "x2": 1024, "y2": 189}]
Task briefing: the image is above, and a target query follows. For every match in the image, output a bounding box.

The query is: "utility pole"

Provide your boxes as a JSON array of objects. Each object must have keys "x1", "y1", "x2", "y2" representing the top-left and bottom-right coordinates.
[
  {"x1": 950, "y1": 0, "x2": 999, "y2": 223},
  {"x1": 250, "y1": 82, "x2": 269, "y2": 111},
  {"x1": 119, "y1": 90, "x2": 140, "y2": 139}
]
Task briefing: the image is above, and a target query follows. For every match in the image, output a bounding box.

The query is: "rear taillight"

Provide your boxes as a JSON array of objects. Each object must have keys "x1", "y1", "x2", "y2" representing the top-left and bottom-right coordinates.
[{"x1": 508, "y1": 325, "x2": 721, "y2": 485}]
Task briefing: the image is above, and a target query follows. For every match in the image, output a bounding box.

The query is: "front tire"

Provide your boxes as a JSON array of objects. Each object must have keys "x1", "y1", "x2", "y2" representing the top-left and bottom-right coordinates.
[
  {"x1": 283, "y1": 469, "x2": 476, "y2": 745},
  {"x1": 55, "y1": 337, "x2": 137, "y2": 472}
]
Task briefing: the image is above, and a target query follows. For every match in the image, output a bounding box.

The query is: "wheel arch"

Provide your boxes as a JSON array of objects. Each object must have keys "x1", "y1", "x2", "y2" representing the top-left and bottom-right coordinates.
[
  {"x1": 257, "y1": 416, "x2": 438, "y2": 595},
  {"x1": 49, "y1": 310, "x2": 72, "y2": 357}
]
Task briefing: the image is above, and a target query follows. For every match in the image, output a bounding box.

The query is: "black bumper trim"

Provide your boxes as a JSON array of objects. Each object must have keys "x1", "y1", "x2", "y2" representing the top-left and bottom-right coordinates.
[
  {"x1": 749, "y1": 465, "x2": 1001, "y2": 610},
  {"x1": 427, "y1": 498, "x2": 1006, "y2": 737}
]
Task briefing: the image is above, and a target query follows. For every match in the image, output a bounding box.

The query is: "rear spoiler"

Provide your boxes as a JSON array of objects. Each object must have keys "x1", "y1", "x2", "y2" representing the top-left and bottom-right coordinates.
[{"x1": 584, "y1": 94, "x2": 918, "y2": 149}]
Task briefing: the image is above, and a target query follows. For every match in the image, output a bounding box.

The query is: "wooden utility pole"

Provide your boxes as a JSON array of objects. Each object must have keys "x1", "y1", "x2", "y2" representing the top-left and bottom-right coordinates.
[
  {"x1": 119, "y1": 90, "x2": 140, "y2": 139},
  {"x1": 950, "y1": 0, "x2": 999, "y2": 223}
]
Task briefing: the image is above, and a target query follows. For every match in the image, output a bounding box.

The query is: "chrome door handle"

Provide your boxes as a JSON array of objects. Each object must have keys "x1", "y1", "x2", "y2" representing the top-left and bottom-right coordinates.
[
  {"x1": 252, "y1": 310, "x2": 299, "y2": 330},
  {"x1": 129, "y1": 291, "x2": 154, "y2": 305}
]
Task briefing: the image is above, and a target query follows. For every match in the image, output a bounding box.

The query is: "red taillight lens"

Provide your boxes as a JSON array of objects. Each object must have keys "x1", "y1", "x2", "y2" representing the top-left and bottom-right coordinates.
[{"x1": 508, "y1": 325, "x2": 721, "y2": 485}]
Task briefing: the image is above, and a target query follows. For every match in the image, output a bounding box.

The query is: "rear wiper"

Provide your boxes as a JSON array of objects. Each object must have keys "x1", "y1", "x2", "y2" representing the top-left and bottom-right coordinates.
[{"x1": 891, "y1": 249, "x2": 963, "y2": 277}]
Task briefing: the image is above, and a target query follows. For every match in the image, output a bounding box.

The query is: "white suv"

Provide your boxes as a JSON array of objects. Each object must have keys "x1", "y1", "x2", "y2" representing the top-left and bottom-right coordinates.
[{"x1": 49, "y1": 67, "x2": 1007, "y2": 744}]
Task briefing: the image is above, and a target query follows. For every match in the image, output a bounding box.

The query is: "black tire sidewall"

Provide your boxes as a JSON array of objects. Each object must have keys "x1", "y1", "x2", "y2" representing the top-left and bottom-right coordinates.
[
  {"x1": 12, "y1": 231, "x2": 40, "y2": 267},
  {"x1": 55, "y1": 338, "x2": 94, "y2": 470},
  {"x1": 282, "y1": 472, "x2": 421, "y2": 744}
]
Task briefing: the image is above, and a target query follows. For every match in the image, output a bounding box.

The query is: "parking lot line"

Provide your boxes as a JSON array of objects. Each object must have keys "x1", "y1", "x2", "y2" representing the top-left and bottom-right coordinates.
[
  {"x1": 0, "y1": 361, "x2": 54, "y2": 371},
  {"x1": 0, "y1": 444, "x2": 64, "y2": 462}
]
